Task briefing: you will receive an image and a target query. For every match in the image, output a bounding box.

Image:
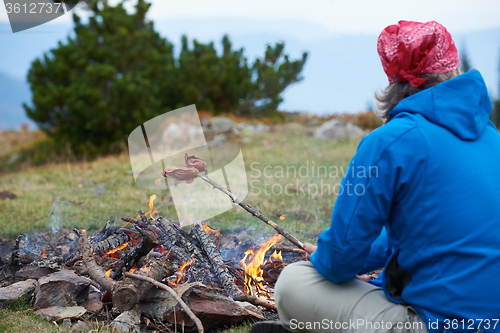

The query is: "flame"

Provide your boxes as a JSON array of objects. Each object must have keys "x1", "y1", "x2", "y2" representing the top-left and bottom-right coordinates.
[
  {"x1": 171, "y1": 258, "x2": 195, "y2": 285},
  {"x1": 129, "y1": 268, "x2": 136, "y2": 274},
  {"x1": 269, "y1": 250, "x2": 282, "y2": 263},
  {"x1": 104, "y1": 242, "x2": 128, "y2": 255},
  {"x1": 105, "y1": 269, "x2": 112, "y2": 277},
  {"x1": 148, "y1": 194, "x2": 158, "y2": 221},
  {"x1": 240, "y1": 233, "x2": 283, "y2": 298},
  {"x1": 279, "y1": 214, "x2": 286, "y2": 220},
  {"x1": 203, "y1": 224, "x2": 220, "y2": 236},
  {"x1": 81, "y1": 229, "x2": 87, "y2": 236},
  {"x1": 40, "y1": 245, "x2": 47, "y2": 259}
]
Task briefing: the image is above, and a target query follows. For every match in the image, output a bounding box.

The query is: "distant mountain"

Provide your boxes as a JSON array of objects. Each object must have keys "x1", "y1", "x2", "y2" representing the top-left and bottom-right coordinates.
[{"x1": 0, "y1": 72, "x2": 34, "y2": 130}]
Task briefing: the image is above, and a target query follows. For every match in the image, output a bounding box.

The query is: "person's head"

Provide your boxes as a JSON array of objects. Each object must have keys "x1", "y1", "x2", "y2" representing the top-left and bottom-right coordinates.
[{"x1": 375, "y1": 21, "x2": 461, "y2": 122}]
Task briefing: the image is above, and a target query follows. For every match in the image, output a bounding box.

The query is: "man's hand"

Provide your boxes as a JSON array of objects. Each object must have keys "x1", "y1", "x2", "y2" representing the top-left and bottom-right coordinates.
[
  {"x1": 303, "y1": 242, "x2": 317, "y2": 261},
  {"x1": 302, "y1": 242, "x2": 372, "y2": 283}
]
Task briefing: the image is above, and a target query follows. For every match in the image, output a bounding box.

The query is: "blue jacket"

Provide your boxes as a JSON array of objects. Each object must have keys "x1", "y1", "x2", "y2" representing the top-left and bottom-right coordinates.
[{"x1": 310, "y1": 70, "x2": 500, "y2": 332}]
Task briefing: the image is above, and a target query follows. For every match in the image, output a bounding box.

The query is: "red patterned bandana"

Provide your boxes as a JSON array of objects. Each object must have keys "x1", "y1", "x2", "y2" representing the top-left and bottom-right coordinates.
[{"x1": 377, "y1": 20, "x2": 459, "y2": 87}]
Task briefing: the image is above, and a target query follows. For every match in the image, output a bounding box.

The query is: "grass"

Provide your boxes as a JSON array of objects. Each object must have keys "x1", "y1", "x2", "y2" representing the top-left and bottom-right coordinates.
[
  {"x1": 0, "y1": 124, "x2": 359, "y2": 240},
  {"x1": 0, "y1": 295, "x2": 122, "y2": 333},
  {"x1": 0, "y1": 123, "x2": 360, "y2": 332}
]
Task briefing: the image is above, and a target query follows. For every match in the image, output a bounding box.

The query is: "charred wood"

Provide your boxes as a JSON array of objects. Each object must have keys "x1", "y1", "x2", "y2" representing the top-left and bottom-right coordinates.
[
  {"x1": 111, "y1": 229, "x2": 157, "y2": 280},
  {"x1": 191, "y1": 222, "x2": 243, "y2": 298},
  {"x1": 113, "y1": 254, "x2": 175, "y2": 312},
  {"x1": 125, "y1": 272, "x2": 204, "y2": 333}
]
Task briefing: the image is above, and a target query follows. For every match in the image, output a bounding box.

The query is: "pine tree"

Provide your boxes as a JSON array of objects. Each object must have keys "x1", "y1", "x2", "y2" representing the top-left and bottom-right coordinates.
[
  {"x1": 24, "y1": 0, "x2": 308, "y2": 154},
  {"x1": 176, "y1": 35, "x2": 307, "y2": 116},
  {"x1": 24, "y1": 0, "x2": 177, "y2": 154}
]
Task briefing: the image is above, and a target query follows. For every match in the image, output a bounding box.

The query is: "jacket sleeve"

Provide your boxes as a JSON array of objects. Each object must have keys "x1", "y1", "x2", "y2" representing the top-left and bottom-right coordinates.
[
  {"x1": 310, "y1": 126, "x2": 419, "y2": 284},
  {"x1": 360, "y1": 227, "x2": 392, "y2": 274}
]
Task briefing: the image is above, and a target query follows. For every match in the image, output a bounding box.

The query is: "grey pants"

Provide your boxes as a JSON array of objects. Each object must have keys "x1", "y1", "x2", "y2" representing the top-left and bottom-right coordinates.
[{"x1": 275, "y1": 261, "x2": 428, "y2": 333}]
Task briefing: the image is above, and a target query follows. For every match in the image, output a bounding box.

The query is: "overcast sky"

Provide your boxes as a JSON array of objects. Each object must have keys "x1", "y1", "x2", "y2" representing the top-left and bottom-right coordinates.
[{"x1": 1, "y1": 0, "x2": 500, "y2": 36}]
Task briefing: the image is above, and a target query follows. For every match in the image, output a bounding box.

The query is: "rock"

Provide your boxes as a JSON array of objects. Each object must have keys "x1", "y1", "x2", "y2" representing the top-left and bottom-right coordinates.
[
  {"x1": 0, "y1": 279, "x2": 37, "y2": 307},
  {"x1": 36, "y1": 306, "x2": 86, "y2": 320},
  {"x1": 138, "y1": 283, "x2": 265, "y2": 332},
  {"x1": 210, "y1": 117, "x2": 235, "y2": 132},
  {"x1": 34, "y1": 270, "x2": 90, "y2": 309},
  {"x1": 80, "y1": 285, "x2": 103, "y2": 313},
  {"x1": 110, "y1": 310, "x2": 141, "y2": 333},
  {"x1": 314, "y1": 119, "x2": 365, "y2": 141},
  {"x1": 0, "y1": 191, "x2": 17, "y2": 200},
  {"x1": 63, "y1": 318, "x2": 72, "y2": 327},
  {"x1": 14, "y1": 266, "x2": 56, "y2": 282}
]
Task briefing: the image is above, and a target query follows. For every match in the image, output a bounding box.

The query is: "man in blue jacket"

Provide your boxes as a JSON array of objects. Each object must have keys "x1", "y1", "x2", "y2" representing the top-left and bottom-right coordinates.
[{"x1": 259, "y1": 21, "x2": 500, "y2": 333}]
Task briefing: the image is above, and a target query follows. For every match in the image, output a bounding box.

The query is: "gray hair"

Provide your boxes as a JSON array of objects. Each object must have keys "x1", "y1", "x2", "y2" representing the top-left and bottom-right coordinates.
[{"x1": 375, "y1": 70, "x2": 460, "y2": 123}]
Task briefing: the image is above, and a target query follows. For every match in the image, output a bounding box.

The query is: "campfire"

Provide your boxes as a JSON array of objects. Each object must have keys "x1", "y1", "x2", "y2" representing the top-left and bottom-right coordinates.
[{"x1": 0, "y1": 155, "x2": 307, "y2": 332}]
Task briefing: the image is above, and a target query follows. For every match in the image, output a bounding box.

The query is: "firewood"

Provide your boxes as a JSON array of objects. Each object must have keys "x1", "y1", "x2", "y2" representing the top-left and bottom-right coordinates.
[
  {"x1": 65, "y1": 227, "x2": 136, "y2": 266},
  {"x1": 125, "y1": 271, "x2": 204, "y2": 333},
  {"x1": 191, "y1": 222, "x2": 243, "y2": 298},
  {"x1": 233, "y1": 295, "x2": 277, "y2": 311},
  {"x1": 111, "y1": 229, "x2": 158, "y2": 280},
  {"x1": 73, "y1": 228, "x2": 115, "y2": 293},
  {"x1": 73, "y1": 228, "x2": 176, "y2": 311},
  {"x1": 92, "y1": 229, "x2": 132, "y2": 255},
  {"x1": 112, "y1": 254, "x2": 175, "y2": 312}
]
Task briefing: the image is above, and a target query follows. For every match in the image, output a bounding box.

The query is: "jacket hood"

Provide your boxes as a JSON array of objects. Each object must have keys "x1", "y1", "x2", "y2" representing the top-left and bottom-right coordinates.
[{"x1": 389, "y1": 70, "x2": 492, "y2": 140}]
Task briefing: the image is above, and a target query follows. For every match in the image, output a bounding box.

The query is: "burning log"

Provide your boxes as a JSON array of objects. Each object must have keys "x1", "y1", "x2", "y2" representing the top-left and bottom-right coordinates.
[
  {"x1": 191, "y1": 222, "x2": 243, "y2": 298},
  {"x1": 73, "y1": 228, "x2": 115, "y2": 293},
  {"x1": 113, "y1": 254, "x2": 175, "y2": 312},
  {"x1": 73, "y1": 228, "x2": 175, "y2": 312},
  {"x1": 261, "y1": 260, "x2": 286, "y2": 284},
  {"x1": 122, "y1": 214, "x2": 197, "y2": 264},
  {"x1": 64, "y1": 226, "x2": 137, "y2": 267},
  {"x1": 92, "y1": 229, "x2": 133, "y2": 256},
  {"x1": 111, "y1": 229, "x2": 158, "y2": 280}
]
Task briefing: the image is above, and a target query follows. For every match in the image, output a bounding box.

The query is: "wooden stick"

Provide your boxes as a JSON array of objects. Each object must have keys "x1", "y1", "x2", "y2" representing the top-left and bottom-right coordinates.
[
  {"x1": 73, "y1": 228, "x2": 115, "y2": 293},
  {"x1": 197, "y1": 175, "x2": 304, "y2": 250},
  {"x1": 233, "y1": 295, "x2": 277, "y2": 311},
  {"x1": 124, "y1": 272, "x2": 204, "y2": 333}
]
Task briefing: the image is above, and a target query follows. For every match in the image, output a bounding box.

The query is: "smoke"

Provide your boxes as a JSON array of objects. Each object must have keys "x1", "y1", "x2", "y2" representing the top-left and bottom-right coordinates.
[{"x1": 48, "y1": 199, "x2": 74, "y2": 234}]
